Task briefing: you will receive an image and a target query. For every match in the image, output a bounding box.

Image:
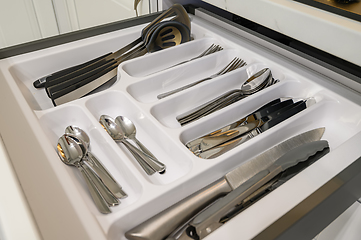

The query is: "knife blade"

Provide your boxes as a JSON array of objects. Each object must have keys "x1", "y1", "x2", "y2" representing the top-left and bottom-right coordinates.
[
  {"x1": 124, "y1": 127, "x2": 325, "y2": 240},
  {"x1": 189, "y1": 140, "x2": 329, "y2": 239}
]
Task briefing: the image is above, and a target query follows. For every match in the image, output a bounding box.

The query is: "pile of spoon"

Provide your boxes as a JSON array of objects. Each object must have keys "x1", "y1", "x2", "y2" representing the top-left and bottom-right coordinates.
[
  {"x1": 57, "y1": 126, "x2": 127, "y2": 214},
  {"x1": 177, "y1": 68, "x2": 279, "y2": 125},
  {"x1": 99, "y1": 115, "x2": 166, "y2": 175}
]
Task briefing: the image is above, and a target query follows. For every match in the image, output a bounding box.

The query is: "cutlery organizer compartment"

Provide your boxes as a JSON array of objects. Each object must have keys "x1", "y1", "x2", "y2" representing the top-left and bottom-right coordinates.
[{"x1": 1, "y1": 8, "x2": 361, "y2": 240}]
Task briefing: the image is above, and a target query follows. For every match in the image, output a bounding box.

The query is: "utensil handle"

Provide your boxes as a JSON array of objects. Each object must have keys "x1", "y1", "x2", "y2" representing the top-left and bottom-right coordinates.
[
  {"x1": 86, "y1": 152, "x2": 127, "y2": 199},
  {"x1": 33, "y1": 52, "x2": 112, "y2": 88},
  {"x1": 121, "y1": 140, "x2": 156, "y2": 175},
  {"x1": 133, "y1": 138, "x2": 166, "y2": 173},
  {"x1": 157, "y1": 77, "x2": 212, "y2": 99},
  {"x1": 81, "y1": 161, "x2": 119, "y2": 207},
  {"x1": 125, "y1": 178, "x2": 232, "y2": 240},
  {"x1": 76, "y1": 164, "x2": 111, "y2": 214}
]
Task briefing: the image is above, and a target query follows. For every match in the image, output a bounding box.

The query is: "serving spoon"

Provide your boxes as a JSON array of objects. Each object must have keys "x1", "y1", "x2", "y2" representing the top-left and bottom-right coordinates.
[
  {"x1": 115, "y1": 116, "x2": 166, "y2": 174},
  {"x1": 57, "y1": 134, "x2": 112, "y2": 213},
  {"x1": 99, "y1": 115, "x2": 158, "y2": 175},
  {"x1": 65, "y1": 126, "x2": 127, "y2": 199}
]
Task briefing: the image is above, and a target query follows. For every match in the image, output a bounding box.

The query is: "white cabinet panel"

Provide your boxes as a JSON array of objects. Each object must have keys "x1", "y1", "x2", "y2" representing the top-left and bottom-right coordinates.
[
  {"x1": 0, "y1": 0, "x2": 42, "y2": 47},
  {"x1": 60, "y1": 0, "x2": 150, "y2": 31}
]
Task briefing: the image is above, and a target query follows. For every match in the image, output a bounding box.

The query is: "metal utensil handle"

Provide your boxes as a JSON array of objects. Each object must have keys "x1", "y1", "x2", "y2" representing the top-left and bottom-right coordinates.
[
  {"x1": 76, "y1": 164, "x2": 111, "y2": 214},
  {"x1": 121, "y1": 139, "x2": 156, "y2": 175},
  {"x1": 130, "y1": 138, "x2": 166, "y2": 173},
  {"x1": 125, "y1": 178, "x2": 232, "y2": 240},
  {"x1": 158, "y1": 77, "x2": 212, "y2": 99},
  {"x1": 81, "y1": 161, "x2": 119, "y2": 206},
  {"x1": 86, "y1": 152, "x2": 127, "y2": 199}
]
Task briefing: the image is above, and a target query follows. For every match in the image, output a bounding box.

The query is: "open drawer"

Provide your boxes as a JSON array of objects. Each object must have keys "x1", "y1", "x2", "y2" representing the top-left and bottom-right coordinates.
[{"x1": 1, "y1": 4, "x2": 361, "y2": 240}]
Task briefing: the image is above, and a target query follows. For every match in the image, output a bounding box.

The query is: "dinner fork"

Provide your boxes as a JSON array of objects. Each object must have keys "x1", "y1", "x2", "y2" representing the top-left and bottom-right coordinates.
[{"x1": 157, "y1": 57, "x2": 246, "y2": 99}]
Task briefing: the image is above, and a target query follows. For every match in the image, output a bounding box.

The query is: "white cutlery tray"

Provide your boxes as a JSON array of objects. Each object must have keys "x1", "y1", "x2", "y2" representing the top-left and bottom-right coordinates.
[{"x1": 2, "y1": 13, "x2": 361, "y2": 240}]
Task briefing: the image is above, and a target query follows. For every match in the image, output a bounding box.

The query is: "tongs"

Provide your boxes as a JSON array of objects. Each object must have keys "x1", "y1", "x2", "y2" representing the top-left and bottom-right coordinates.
[{"x1": 167, "y1": 140, "x2": 330, "y2": 240}]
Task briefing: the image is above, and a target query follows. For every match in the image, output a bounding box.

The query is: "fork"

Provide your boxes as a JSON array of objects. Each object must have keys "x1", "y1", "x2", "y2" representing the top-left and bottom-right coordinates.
[
  {"x1": 169, "y1": 44, "x2": 223, "y2": 68},
  {"x1": 157, "y1": 57, "x2": 246, "y2": 99}
]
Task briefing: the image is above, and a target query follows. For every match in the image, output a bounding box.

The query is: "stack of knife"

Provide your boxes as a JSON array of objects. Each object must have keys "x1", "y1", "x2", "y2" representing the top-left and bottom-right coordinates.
[
  {"x1": 125, "y1": 128, "x2": 329, "y2": 240},
  {"x1": 186, "y1": 97, "x2": 316, "y2": 159},
  {"x1": 32, "y1": 4, "x2": 191, "y2": 106}
]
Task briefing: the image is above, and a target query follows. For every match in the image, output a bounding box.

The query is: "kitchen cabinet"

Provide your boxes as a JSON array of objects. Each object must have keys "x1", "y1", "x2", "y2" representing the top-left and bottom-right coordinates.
[
  {"x1": 1, "y1": 1, "x2": 361, "y2": 240},
  {"x1": 0, "y1": 0, "x2": 152, "y2": 48}
]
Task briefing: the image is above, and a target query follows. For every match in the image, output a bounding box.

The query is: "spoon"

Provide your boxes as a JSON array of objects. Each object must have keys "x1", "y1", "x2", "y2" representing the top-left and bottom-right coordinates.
[
  {"x1": 63, "y1": 134, "x2": 120, "y2": 206},
  {"x1": 99, "y1": 115, "x2": 157, "y2": 175},
  {"x1": 57, "y1": 134, "x2": 111, "y2": 214},
  {"x1": 65, "y1": 126, "x2": 128, "y2": 199},
  {"x1": 176, "y1": 68, "x2": 275, "y2": 125},
  {"x1": 115, "y1": 116, "x2": 166, "y2": 174}
]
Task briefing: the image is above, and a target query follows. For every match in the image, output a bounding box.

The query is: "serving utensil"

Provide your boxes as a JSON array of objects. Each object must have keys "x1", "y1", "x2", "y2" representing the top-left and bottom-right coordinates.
[
  {"x1": 176, "y1": 140, "x2": 330, "y2": 240},
  {"x1": 115, "y1": 116, "x2": 166, "y2": 174},
  {"x1": 33, "y1": 3, "x2": 190, "y2": 89},
  {"x1": 65, "y1": 126, "x2": 127, "y2": 199},
  {"x1": 48, "y1": 21, "x2": 191, "y2": 106},
  {"x1": 57, "y1": 134, "x2": 112, "y2": 214},
  {"x1": 125, "y1": 128, "x2": 325, "y2": 240},
  {"x1": 177, "y1": 68, "x2": 276, "y2": 125},
  {"x1": 157, "y1": 57, "x2": 246, "y2": 99}
]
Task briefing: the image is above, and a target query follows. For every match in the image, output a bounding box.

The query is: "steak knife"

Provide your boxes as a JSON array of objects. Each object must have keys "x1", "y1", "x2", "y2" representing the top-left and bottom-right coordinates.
[{"x1": 124, "y1": 127, "x2": 325, "y2": 240}]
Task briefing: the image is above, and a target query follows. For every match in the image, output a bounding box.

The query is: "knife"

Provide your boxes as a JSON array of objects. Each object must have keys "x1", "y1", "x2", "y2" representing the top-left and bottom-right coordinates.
[
  {"x1": 187, "y1": 140, "x2": 329, "y2": 239},
  {"x1": 196, "y1": 99, "x2": 314, "y2": 158},
  {"x1": 124, "y1": 127, "x2": 325, "y2": 240},
  {"x1": 185, "y1": 98, "x2": 285, "y2": 151}
]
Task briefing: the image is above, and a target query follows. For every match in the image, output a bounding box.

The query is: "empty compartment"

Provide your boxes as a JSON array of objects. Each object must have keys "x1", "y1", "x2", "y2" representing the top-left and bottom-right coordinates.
[
  {"x1": 85, "y1": 91, "x2": 193, "y2": 185},
  {"x1": 37, "y1": 104, "x2": 143, "y2": 213}
]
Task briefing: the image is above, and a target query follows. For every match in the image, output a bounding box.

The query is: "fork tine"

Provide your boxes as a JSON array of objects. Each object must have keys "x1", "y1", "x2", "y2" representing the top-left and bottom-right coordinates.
[
  {"x1": 216, "y1": 57, "x2": 238, "y2": 75},
  {"x1": 222, "y1": 58, "x2": 242, "y2": 74},
  {"x1": 199, "y1": 44, "x2": 215, "y2": 58}
]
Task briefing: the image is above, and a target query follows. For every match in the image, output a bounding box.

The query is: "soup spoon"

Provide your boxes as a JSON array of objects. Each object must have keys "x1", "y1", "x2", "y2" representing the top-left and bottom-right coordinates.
[
  {"x1": 99, "y1": 115, "x2": 157, "y2": 175},
  {"x1": 65, "y1": 126, "x2": 127, "y2": 199},
  {"x1": 57, "y1": 134, "x2": 112, "y2": 213}
]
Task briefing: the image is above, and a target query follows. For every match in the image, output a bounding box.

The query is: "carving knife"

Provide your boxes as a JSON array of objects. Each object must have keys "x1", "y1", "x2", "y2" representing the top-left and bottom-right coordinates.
[{"x1": 124, "y1": 127, "x2": 325, "y2": 240}]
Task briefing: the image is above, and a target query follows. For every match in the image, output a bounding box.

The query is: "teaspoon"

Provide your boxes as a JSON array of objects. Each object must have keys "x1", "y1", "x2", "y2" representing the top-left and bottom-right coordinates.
[
  {"x1": 115, "y1": 116, "x2": 166, "y2": 174},
  {"x1": 57, "y1": 134, "x2": 111, "y2": 214},
  {"x1": 99, "y1": 115, "x2": 157, "y2": 175},
  {"x1": 65, "y1": 126, "x2": 127, "y2": 199}
]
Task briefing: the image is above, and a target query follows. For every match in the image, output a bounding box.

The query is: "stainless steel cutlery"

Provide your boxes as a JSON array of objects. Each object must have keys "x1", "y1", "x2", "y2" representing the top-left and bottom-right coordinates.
[
  {"x1": 125, "y1": 128, "x2": 327, "y2": 240},
  {"x1": 99, "y1": 115, "x2": 166, "y2": 175},
  {"x1": 57, "y1": 127, "x2": 127, "y2": 214},
  {"x1": 157, "y1": 57, "x2": 247, "y2": 99}
]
